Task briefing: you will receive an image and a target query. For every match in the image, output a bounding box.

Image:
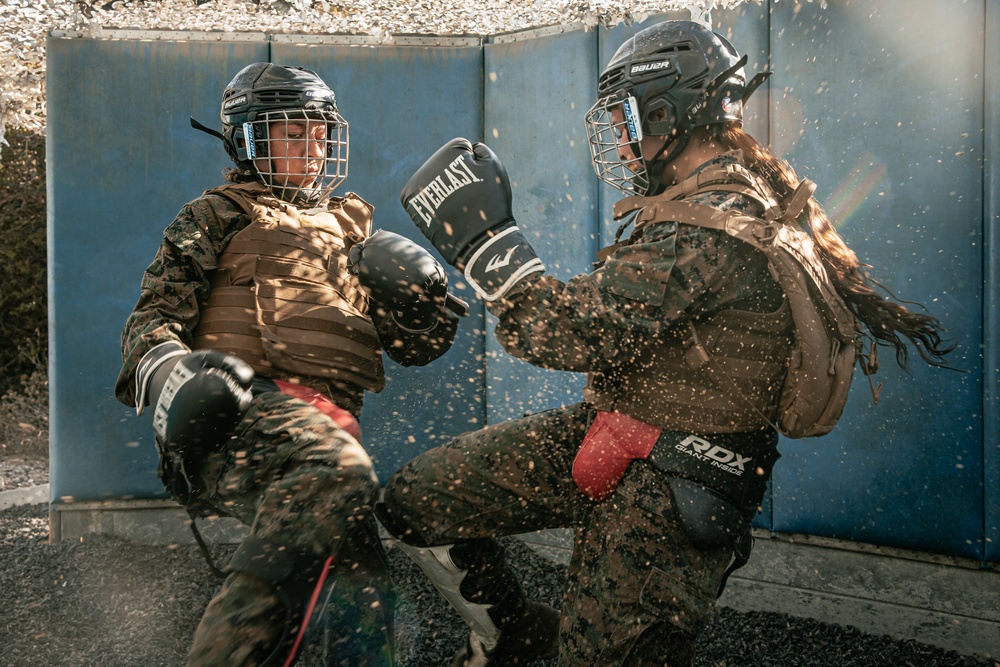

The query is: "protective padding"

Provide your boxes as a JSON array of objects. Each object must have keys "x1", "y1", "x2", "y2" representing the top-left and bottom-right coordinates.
[
  {"x1": 394, "y1": 542, "x2": 501, "y2": 650},
  {"x1": 572, "y1": 411, "x2": 662, "y2": 501}
]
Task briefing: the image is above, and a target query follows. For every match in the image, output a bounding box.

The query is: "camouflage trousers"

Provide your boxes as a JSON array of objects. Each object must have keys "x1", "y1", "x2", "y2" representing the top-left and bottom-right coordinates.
[
  {"x1": 175, "y1": 391, "x2": 394, "y2": 667},
  {"x1": 382, "y1": 402, "x2": 736, "y2": 667}
]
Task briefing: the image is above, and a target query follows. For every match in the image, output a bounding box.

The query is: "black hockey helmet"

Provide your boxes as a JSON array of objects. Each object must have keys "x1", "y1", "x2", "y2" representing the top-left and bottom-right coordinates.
[{"x1": 585, "y1": 20, "x2": 769, "y2": 195}]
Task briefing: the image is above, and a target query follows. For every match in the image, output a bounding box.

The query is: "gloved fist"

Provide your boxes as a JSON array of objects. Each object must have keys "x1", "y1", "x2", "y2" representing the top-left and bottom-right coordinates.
[
  {"x1": 348, "y1": 229, "x2": 452, "y2": 332},
  {"x1": 401, "y1": 138, "x2": 545, "y2": 301},
  {"x1": 136, "y1": 342, "x2": 254, "y2": 451},
  {"x1": 401, "y1": 138, "x2": 510, "y2": 266}
]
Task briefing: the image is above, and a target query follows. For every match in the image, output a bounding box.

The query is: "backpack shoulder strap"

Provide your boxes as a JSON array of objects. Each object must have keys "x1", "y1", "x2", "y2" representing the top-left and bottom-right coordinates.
[
  {"x1": 776, "y1": 178, "x2": 817, "y2": 224},
  {"x1": 615, "y1": 166, "x2": 819, "y2": 253}
]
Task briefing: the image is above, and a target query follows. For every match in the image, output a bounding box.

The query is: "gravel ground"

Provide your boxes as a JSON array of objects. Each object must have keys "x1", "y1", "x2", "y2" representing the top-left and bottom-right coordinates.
[
  {"x1": 0, "y1": 456, "x2": 48, "y2": 492},
  {"x1": 0, "y1": 478, "x2": 996, "y2": 667}
]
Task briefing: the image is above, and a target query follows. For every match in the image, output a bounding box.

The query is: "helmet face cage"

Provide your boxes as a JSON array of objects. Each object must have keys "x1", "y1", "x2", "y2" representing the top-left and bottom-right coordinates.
[
  {"x1": 219, "y1": 64, "x2": 349, "y2": 205},
  {"x1": 585, "y1": 92, "x2": 649, "y2": 195},
  {"x1": 242, "y1": 108, "x2": 349, "y2": 205}
]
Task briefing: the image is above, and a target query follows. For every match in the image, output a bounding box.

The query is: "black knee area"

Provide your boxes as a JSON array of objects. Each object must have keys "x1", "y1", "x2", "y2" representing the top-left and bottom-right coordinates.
[
  {"x1": 375, "y1": 486, "x2": 436, "y2": 547},
  {"x1": 668, "y1": 477, "x2": 747, "y2": 550}
]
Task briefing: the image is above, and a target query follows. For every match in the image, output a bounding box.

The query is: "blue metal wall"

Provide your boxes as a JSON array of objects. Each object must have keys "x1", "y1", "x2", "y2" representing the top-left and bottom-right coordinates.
[
  {"x1": 768, "y1": 0, "x2": 987, "y2": 560},
  {"x1": 482, "y1": 27, "x2": 598, "y2": 422},
  {"x1": 986, "y1": 0, "x2": 1000, "y2": 564},
  {"x1": 47, "y1": 0, "x2": 996, "y2": 563},
  {"x1": 47, "y1": 34, "x2": 270, "y2": 501}
]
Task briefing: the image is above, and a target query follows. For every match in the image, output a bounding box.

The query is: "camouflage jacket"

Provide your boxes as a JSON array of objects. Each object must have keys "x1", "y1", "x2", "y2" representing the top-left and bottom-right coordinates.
[
  {"x1": 489, "y1": 151, "x2": 792, "y2": 431},
  {"x1": 115, "y1": 186, "x2": 457, "y2": 411}
]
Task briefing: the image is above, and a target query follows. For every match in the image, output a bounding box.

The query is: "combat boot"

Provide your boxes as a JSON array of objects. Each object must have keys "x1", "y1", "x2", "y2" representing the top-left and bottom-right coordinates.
[{"x1": 451, "y1": 600, "x2": 560, "y2": 667}]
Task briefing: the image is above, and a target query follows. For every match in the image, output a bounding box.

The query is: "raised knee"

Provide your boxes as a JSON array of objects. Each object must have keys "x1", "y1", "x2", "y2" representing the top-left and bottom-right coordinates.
[
  {"x1": 377, "y1": 476, "x2": 429, "y2": 546},
  {"x1": 285, "y1": 447, "x2": 380, "y2": 513}
]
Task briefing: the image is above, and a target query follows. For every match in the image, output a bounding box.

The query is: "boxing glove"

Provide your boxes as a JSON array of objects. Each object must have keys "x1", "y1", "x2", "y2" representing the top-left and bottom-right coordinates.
[
  {"x1": 136, "y1": 341, "x2": 254, "y2": 451},
  {"x1": 401, "y1": 138, "x2": 545, "y2": 301},
  {"x1": 348, "y1": 229, "x2": 455, "y2": 331}
]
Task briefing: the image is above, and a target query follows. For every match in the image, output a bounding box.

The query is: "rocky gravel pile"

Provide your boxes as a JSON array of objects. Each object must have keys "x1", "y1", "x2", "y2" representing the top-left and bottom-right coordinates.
[
  {"x1": 0, "y1": 455, "x2": 48, "y2": 492},
  {"x1": 2, "y1": 0, "x2": 760, "y2": 146}
]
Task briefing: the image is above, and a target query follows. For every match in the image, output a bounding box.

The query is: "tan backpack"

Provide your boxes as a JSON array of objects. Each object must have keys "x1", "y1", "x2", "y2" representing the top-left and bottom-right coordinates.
[{"x1": 613, "y1": 162, "x2": 861, "y2": 438}]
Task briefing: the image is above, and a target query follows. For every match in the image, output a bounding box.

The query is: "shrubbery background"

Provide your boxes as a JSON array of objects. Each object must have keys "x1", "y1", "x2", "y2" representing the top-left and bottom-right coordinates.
[{"x1": 0, "y1": 129, "x2": 49, "y2": 460}]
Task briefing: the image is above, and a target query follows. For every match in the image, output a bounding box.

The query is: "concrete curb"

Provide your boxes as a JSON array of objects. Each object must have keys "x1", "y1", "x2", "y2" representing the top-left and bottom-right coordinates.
[{"x1": 0, "y1": 484, "x2": 50, "y2": 510}]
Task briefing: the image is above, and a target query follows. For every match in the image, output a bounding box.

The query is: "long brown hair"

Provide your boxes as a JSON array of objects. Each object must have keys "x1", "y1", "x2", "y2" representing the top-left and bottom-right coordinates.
[{"x1": 710, "y1": 124, "x2": 954, "y2": 371}]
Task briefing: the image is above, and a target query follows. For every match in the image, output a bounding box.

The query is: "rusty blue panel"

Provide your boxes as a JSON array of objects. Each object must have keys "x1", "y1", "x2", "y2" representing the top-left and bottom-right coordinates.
[
  {"x1": 272, "y1": 38, "x2": 486, "y2": 479},
  {"x1": 482, "y1": 27, "x2": 598, "y2": 422},
  {"x1": 47, "y1": 33, "x2": 269, "y2": 502},
  {"x1": 983, "y1": 0, "x2": 999, "y2": 563},
  {"x1": 768, "y1": 0, "x2": 986, "y2": 559}
]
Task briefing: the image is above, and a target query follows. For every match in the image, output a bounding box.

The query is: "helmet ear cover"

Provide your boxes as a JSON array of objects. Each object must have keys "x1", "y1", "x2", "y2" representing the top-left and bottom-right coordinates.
[
  {"x1": 238, "y1": 118, "x2": 271, "y2": 162},
  {"x1": 642, "y1": 96, "x2": 679, "y2": 137},
  {"x1": 222, "y1": 117, "x2": 268, "y2": 169}
]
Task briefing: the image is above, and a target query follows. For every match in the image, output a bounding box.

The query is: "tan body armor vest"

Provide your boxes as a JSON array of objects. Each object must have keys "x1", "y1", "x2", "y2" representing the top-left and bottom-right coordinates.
[
  {"x1": 584, "y1": 161, "x2": 797, "y2": 434},
  {"x1": 191, "y1": 182, "x2": 385, "y2": 411},
  {"x1": 626, "y1": 161, "x2": 859, "y2": 438}
]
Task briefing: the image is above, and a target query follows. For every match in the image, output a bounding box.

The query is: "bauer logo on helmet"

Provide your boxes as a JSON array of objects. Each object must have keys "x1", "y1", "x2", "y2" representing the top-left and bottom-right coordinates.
[{"x1": 630, "y1": 60, "x2": 675, "y2": 76}]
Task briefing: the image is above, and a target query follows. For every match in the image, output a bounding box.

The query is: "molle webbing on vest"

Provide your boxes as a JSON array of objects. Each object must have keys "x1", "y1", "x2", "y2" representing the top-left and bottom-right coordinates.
[
  {"x1": 192, "y1": 182, "x2": 386, "y2": 395},
  {"x1": 585, "y1": 300, "x2": 793, "y2": 434},
  {"x1": 614, "y1": 160, "x2": 783, "y2": 225}
]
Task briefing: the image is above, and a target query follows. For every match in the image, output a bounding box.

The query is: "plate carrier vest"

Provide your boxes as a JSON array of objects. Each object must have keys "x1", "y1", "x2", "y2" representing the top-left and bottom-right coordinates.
[
  {"x1": 191, "y1": 182, "x2": 385, "y2": 407},
  {"x1": 610, "y1": 157, "x2": 859, "y2": 438}
]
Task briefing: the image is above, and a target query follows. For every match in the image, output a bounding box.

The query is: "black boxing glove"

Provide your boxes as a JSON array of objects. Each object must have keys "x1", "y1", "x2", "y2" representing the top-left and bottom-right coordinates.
[
  {"x1": 401, "y1": 138, "x2": 545, "y2": 301},
  {"x1": 348, "y1": 229, "x2": 468, "y2": 331},
  {"x1": 135, "y1": 341, "x2": 254, "y2": 451}
]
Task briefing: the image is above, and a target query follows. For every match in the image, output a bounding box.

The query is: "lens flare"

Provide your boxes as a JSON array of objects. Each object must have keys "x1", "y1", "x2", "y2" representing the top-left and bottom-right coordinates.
[{"x1": 821, "y1": 153, "x2": 889, "y2": 230}]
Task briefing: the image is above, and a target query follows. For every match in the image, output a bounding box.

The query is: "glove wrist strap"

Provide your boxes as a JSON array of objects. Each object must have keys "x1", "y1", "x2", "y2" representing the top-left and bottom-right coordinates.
[
  {"x1": 463, "y1": 225, "x2": 545, "y2": 302},
  {"x1": 135, "y1": 341, "x2": 189, "y2": 415}
]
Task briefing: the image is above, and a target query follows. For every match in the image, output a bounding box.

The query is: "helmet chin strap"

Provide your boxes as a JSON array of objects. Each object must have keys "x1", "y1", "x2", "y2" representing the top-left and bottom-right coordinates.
[
  {"x1": 643, "y1": 130, "x2": 692, "y2": 196},
  {"x1": 190, "y1": 116, "x2": 224, "y2": 142},
  {"x1": 264, "y1": 176, "x2": 323, "y2": 206}
]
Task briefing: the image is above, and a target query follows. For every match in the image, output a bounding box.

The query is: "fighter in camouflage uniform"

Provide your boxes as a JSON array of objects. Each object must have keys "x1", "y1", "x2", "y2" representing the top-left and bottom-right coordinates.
[
  {"x1": 115, "y1": 63, "x2": 464, "y2": 666},
  {"x1": 376, "y1": 20, "x2": 953, "y2": 667}
]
